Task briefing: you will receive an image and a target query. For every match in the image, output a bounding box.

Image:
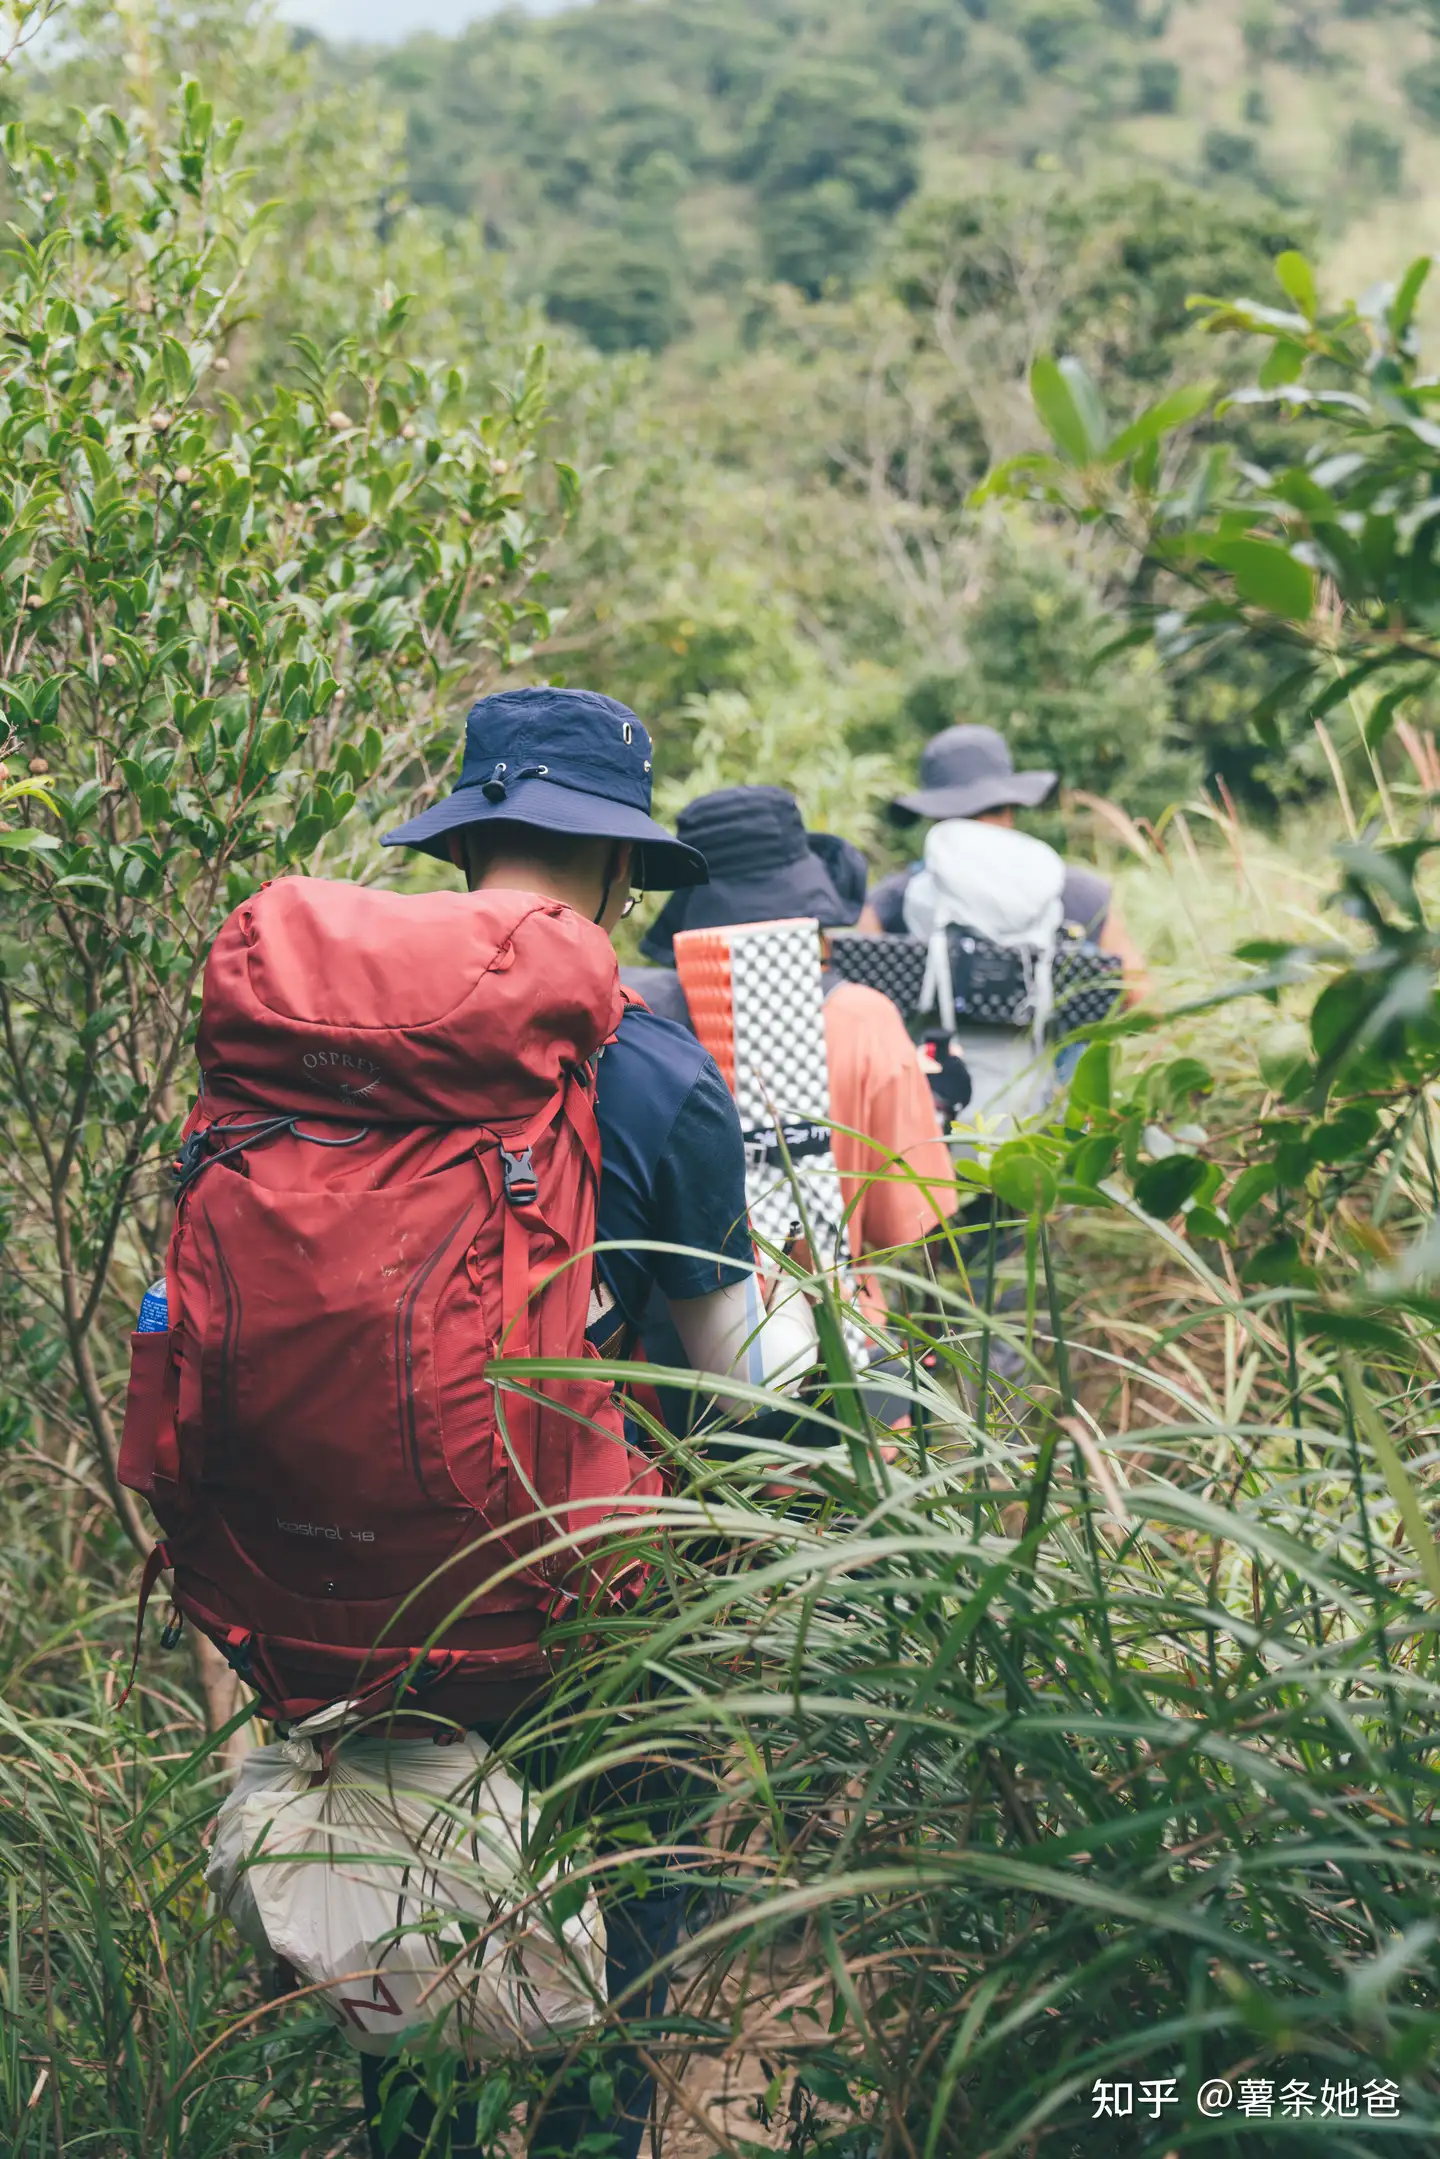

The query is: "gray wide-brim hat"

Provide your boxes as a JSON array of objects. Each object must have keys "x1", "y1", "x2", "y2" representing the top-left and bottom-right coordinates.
[{"x1": 891, "y1": 723, "x2": 1057, "y2": 825}]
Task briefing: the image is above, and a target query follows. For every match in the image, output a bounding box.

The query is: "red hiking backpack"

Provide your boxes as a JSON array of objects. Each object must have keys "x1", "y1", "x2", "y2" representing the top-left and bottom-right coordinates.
[{"x1": 118, "y1": 877, "x2": 660, "y2": 1728}]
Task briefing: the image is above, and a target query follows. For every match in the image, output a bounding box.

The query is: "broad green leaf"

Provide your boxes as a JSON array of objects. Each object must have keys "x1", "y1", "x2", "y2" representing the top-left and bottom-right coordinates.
[
  {"x1": 1258, "y1": 339, "x2": 1306, "y2": 389},
  {"x1": 1305, "y1": 1309, "x2": 1408, "y2": 1356},
  {"x1": 547, "y1": 1876, "x2": 587, "y2": 1927},
  {"x1": 1059, "y1": 355, "x2": 1108, "y2": 459},
  {"x1": 258, "y1": 719, "x2": 296, "y2": 772},
  {"x1": 990, "y1": 1142, "x2": 1057, "y2": 1217},
  {"x1": 1197, "y1": 294, "x2": 1310, "y2": 337},
  {"x1": 1069, "y1": 1133, "x2": 1118, "y2": 1189},
  {"x1": 1227, "y1": 1163, "x2": 1277, "y2": 1223},
  {"x1": 1272, "y1": 468, "x2": 1338, "y2": 521},
  {"x1": 1030, "y1": 353, "x2": 1097, "y2": 467},
  {"x1": 1212, "y1": 537, "x2": 1314, "y2": 621},
  {"x1": 1274, "y1": 251, "x2": 1318, "y2": 321},
  {"x1": 1363, "y1": 681, "x2": 1416, "y2": 754},
  {"x1": 1241, "y1": 1233, "x2": 1310, "y2": 1287},
  {"x1": 160, "y1": 336, "x2": 192, "y2": 404},
  {"x1": 1154, "y1": 1056, "x2": 1213, "y2": 1110},
  {"x1": 1308, "y1": 653, "x2": 1397, "y2": 720},
  {"x1": 1104, "y1": 381, "x2": 1213, "y2": 466},
  {"x1": 1310, "y1": 975, "x2": 1369, "y2": 1063},
  {"x1": 284, "y1": 813, "x2": 325, "y2": 857},
  {"x1": 178, "y1": 696, "x2": 216, "y2": 747},
  {"x1": 969, "y1": 449, "x2": 1065, "y2": 506},
  {"x1": 1133, "y1": 1153, "x2": 1207, "y2": 1219},
  {"x1": 1388, "y1": 255, "x2": 1432, "y2": 344},
  {"x1": 1068, "y1": 1041, "x2": 1111, "y2": 1112},
  {"x1": 1309, "y1": 1106, "x2": 1379, "y2": 1163},
  {"x1": 1272, "y1": 1136, "x2": 1312, "y2": 1187}
]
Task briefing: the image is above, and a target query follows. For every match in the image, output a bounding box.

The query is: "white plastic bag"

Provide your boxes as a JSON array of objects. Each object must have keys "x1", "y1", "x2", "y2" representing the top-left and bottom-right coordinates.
[{"x1": 207, "y1": 1729, "x2": 606, "y2": 2057}]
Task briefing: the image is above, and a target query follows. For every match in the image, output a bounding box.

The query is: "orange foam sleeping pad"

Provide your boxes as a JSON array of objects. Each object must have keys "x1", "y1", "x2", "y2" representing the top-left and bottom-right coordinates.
[{"x1": 672, "y1": 926, "x2": 737, "y2": 1093}]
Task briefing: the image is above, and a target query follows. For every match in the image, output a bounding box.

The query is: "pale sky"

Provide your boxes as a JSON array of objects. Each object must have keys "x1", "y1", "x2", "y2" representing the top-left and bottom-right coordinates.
[{"x1": 277, "y1": 0, "x2": 567, "y2": 39}]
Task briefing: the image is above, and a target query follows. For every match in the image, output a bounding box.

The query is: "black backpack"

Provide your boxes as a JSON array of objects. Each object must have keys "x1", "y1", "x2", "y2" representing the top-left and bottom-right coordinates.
[{"x1": 828, "y1": 927, "x2": 1121, "y2": 1034}]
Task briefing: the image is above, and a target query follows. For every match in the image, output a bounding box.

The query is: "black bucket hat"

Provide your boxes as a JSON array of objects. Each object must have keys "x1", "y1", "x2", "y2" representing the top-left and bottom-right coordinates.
[
  {"x1": 890, "y1": 724, "x2": 1057, "y2": 825},
  {"x1": 381, "y1": 686, "x2": 706, "y2": 889},
  {"x1": 640, "y1": 786, "x2": 867, "y2": 963}
]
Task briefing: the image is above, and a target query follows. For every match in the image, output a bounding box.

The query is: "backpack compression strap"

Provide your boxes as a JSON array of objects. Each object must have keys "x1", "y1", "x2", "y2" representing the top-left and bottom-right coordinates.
[{"x1": 483, "y1": 1070, "x2": 606, "y2": 1564}]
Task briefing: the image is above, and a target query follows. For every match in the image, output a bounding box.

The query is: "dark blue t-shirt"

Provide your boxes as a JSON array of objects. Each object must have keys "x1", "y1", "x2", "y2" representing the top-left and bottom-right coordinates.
[{"x1": 591, "y1": 1000, "x2": 751, "y2": 1345}]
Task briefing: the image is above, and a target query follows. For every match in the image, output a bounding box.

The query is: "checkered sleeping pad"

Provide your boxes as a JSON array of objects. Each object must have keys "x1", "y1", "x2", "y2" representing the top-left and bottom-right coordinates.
[
  {"x1": 728, "y1": 921, "x2": 850, "y2": 1269},
  {"x1": 1052, "y1": 939, "x2": 1126, "y2": 1032},
  {"x1": 674, "y1": 919, "x2": 868, "y2": 1354},
  {"x1": 826, "y1": 931, "x2": 928, "y2": 1012},
  {"x1": 828, "y1": 928, "x2": 1122, "y2": 1033}
]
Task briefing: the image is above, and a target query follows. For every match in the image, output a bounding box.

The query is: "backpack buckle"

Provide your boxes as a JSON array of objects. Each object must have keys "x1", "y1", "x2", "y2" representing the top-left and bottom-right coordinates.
[
  {"x1": 500, "y1": 1146, "x2": 538, "y2": 1206},
  {"x1": 221, "y1": 1627, "x2": 254, "y2": 1682},
  {"x1": 173, "y1": 1129, "x2": 208, "y2": 1188}
]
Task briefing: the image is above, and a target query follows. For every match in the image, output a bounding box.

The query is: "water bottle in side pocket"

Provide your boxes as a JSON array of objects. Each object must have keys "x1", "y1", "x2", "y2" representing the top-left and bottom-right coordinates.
[{"x1": 136, "y1": 1278, "x2": 169, "y2": 1334}]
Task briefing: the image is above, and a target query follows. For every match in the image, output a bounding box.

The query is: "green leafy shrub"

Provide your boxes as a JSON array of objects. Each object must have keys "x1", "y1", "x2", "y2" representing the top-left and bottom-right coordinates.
[
  {"x1": 888, "y1": 0, "x2": 972, "y2": 105},
  {"x1": 739, "y1": 64, "x2": 921, "y2": 216},
  {"x1": 1345, "y1": 116, "x2": 1404, "y2": 192},
  {"x1": 1203, "y1": 123, "x2": 1263, "y2": 175},
  {"x1": 895, "y1": 177, "x2": 1313, "y2": 389},
  {"x1": 758, "y1": 178, "x2": 878, "y2": 296},
  {"x1": 545, "y1": 225, "x2": 689, "y2": 350},
  {"x1": 902, "y1": 529, "x2": 1197, "y2": 820},
  {"x1": 1016, "y1": 0, "x2": 1098, "y2": 73},
  {"x1": 1135, "y1": 55, "x2": 1180, "y2": 111},
  {"x1": 0, "y1": 81, "x2": 572, "y2": 1552},
  {"x1": 1406, "y1": 53, "x2": 1440, "y2": 127}
]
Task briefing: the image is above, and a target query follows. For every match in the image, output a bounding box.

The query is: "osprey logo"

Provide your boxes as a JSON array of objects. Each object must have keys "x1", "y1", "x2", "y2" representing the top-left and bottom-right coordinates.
[
  {"x1": 277, "y1": 1517, "x2": 376, "y2": 1543},
  {"x1": 301, "y1": 1047, "x2": 383, "y2": 1102}
]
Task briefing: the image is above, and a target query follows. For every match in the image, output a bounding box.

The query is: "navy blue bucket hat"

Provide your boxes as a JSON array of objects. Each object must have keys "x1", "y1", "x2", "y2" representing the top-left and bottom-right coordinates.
[
  {"x1": 381, "y1": 686, "x2": 707, "y2": 889},
  {"x1": 640, "y1": 785, "x2": 867, "y2": 963}
]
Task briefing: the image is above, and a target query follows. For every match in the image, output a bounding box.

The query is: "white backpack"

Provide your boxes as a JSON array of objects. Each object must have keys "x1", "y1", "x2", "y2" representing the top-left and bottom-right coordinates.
[{"x1": 903, "y1": 819, "x2": 1066, "y2": 1127}]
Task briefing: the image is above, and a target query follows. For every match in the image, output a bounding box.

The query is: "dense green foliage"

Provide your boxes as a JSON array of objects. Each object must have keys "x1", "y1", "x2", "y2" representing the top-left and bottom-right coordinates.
[
  {"x1": 0, "y1": 77, "x2": 572, "y2": 1569},
  {"x1": 353, "y1": 0, "x2": 1420, "y2": 341},
  {"x1": 303, "y1": 0, "x2": 1437, "y2": 829}
]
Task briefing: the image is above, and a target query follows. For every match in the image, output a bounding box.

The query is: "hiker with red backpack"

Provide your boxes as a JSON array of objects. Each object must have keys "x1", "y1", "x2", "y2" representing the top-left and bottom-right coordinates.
[{"x1": 121, "y1": 687, "x2": 821, "y2": 2158}]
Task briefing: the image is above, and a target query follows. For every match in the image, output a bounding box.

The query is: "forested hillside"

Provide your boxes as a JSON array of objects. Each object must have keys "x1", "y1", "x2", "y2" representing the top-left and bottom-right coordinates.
[
  {"x1": 351, "y1": 0, "x2": 1432, "y2": 344},
  {"x1": 307, "y1": 0, "x2": 1440, "y2": 842}
]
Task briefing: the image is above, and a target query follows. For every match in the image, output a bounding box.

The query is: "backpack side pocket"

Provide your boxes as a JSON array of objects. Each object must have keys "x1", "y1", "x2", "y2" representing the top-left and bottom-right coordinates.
[{"x1": 119, "y1": 1330, "x2": 178, "y2": 1496}]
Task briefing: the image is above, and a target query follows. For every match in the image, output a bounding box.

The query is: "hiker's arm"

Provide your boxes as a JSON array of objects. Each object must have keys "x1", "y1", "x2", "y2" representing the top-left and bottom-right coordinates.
[
  {"x1": 1099, "y1": 895, "x2": 1151, "y2": 1007},
  {"x1": 669, "y1": 1276, "x2": 851, "y2": 1490},
  {"x1": 855, "y1": 869, "x2": 910, "y2": 939},
  {"x1": 666, "y1": 1272, "x2": 818, "y2": 1392}
]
